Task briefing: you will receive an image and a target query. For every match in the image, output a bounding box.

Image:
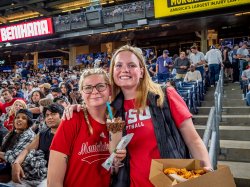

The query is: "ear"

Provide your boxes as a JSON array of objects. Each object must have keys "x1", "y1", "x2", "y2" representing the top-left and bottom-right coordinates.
[{"x1": 140, "y1": 68, "x2": 144, "y2": 78}]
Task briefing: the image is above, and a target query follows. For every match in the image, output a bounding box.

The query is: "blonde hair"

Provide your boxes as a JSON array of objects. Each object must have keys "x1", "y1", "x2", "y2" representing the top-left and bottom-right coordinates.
[
  {"x1": 110, "y1": 45, "x2": 164, "y2": 109},
  {"x1": 9, "y1": 99, "x2": 27, "y2": 116},
  {"x1": 78, "y1": 68, "x2": 110, "y2": 135}
]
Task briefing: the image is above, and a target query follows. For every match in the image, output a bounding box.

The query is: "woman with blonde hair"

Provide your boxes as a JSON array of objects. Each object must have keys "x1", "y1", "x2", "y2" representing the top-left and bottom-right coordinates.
[
  {"x1": 109, "y1": 45, "x2": 212, "y2": 187},
  {"x1": 4, "y1": 100, "x2": 27, "y2": 131},
  {"x1": 47, "y1": 68, "x2": 126, "y2": 187}
]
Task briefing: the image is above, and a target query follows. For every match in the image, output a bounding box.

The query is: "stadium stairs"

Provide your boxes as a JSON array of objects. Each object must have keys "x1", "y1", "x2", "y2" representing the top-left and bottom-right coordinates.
[{"x1": 193, "y1": 81, "x2": 250, "y2": 187}]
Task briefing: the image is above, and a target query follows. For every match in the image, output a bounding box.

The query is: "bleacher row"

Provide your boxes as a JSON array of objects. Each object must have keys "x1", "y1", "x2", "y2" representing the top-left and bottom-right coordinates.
[{"x1": 156, "y1": 73, "x2": 206, "y2": 114}]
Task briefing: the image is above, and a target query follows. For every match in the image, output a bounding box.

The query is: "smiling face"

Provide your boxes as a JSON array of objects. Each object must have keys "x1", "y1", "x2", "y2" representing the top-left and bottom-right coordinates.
[
  {"x1": 13, "y1": 101, "x2": 25, "y2": 113},
  {"x1": 81, "y1": 74, "x2": 110, "y2": 108},
  {"x1": 32, "y1": 91, "x2": 41, "y2": 103},
  {"x1": 60, "y1": 84, "x2": 67, "y2": 94},
  {"x1": 14, "y1": 113, "x2": 29, "y2": 133},
  {"x1": 113, "y1": 51, "x2": 143, "y2": 94}
]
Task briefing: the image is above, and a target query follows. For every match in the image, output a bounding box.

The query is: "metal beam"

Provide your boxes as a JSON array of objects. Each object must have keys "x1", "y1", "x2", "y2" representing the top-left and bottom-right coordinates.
[
  {"x1": 0, "y1": 16, "x2": 8, "y2": 24},
  {"x1": 46, "y1": 0, "x2": 72, "y2": 7},
  {"x1": 0, "y1": 0, "x2": 45, "y2": 11},
  {"x1": 13, "y1": 0, "x2": 50, "y2": 16},
  {"x1": 56, "y1": 49, "x2": 70, "y2": 54}
]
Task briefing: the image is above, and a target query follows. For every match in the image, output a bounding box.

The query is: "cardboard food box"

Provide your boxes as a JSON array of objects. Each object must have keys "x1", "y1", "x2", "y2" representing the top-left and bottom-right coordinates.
[{"x1": 149, "y1": 159, "x2": 236, "y2": 187}]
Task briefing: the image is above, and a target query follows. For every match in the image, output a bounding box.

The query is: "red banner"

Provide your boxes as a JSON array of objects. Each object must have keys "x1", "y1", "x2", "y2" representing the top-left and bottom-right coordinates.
[{"x1": 0, "y1": 17, "x2": 54, "y2": 42}]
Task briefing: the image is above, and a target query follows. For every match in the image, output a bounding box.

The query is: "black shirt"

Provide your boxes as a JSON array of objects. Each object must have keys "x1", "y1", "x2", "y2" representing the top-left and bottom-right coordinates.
[{"x1": 38, "y1": 128, "x2": 54, "y2": 162}]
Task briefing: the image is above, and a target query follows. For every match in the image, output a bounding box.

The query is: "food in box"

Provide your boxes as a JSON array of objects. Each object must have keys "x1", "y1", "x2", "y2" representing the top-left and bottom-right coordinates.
[{"x1": 149, "y1": 159, "x2": 236, "y2": 187}]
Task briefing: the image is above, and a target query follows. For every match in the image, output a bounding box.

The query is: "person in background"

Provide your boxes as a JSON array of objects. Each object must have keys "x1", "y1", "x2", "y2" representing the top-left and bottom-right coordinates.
[
  {"x1": 39, "y1": 83, "x2": 53, "y2": 100},
  {"x1": 156, "y1": 50, "x2": 172, "y2": 81},
  {"x1": 47, "y1": 68, "x2": 126, "y2": 187},
  {"x1": 53, "y1": 96, "x2": 70, "y2": 108},
  {"x1": 51, "y1": 87, "x2": 62, "y2": 99},
  {"x1": 14, "y1": 83, "x2": 24, "y2": 99},
  {"x1": 147, "y1": 59, "x2": 157, "y2": 77},
  {"x1": 0, "y1": 109, "x2": 35, "y2": 182},
  {"x1": 0, "y1": 89, "x2": 22, "y2": 117},
  {"x1": 189, "y1": 46, "x2": 206, "y2": 79},
  {"x1": 184, "y1": 64, "x2": 202, "y2": 82},
  {"x1": 231, "y1": 44, "x2": 240, "y2": 83},
  {"x1": 241, "y1": 63, "x2": 250, "y2": 99},
  {"x1": 0, "y1": 81, "x2": 8, "y2": 95},
  {"x1": 205, "y1": 45, "x2": 223, "y2": 87},
  {"x1": 223, "y1": 46, "x2": 233, "y2": 80},
  {"x1": 10, "y1": 104, "x2": 64, "y2": 187},
  {"x1": 237, "y1": 41, "x2": 249, "y2": 76},
  {"x1": 246, "y1": 83, "x2": 250, "y2": 106},
  {"x1": 4, "y1": 100, "x2": 27, "y2": 131},
  {"x1": 59, "y1": 82, "x2": 70, "y2": 98},
  {"x1": 51, "y1": 77, "x2": 60, "y2": 88},
  {"x1": 28, "y1": 90, "x2": 46, "y2": 133},
  {"x1": 173, "y1": 51, "x2": 190, "y2": 80}
]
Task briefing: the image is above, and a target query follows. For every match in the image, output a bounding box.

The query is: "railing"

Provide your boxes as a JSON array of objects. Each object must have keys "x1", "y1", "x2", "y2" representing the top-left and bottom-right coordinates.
[{"x1": 202, "y1": 68, "x2": 224, "y2": 169}]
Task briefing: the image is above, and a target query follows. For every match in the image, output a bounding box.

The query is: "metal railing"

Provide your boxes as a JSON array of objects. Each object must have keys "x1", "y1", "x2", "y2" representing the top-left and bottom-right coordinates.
[{"x1": 202, "y1": 68, "x2": 224, "y2": 169}]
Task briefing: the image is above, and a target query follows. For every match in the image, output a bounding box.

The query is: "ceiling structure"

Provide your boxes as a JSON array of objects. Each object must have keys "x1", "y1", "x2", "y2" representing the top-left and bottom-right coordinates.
[{"x1": 0, "y1": 0, "x2": 128, "y2": 23}]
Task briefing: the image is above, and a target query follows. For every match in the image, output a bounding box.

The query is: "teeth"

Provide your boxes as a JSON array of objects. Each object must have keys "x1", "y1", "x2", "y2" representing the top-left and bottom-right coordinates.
[{"x1": 120, "y1": 76, "x2": 131, "y2": 80}]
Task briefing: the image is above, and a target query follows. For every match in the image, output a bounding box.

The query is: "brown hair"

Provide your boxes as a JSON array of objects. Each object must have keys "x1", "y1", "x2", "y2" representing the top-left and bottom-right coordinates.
[{"x1": 110, "y1": 45, "x2": 164, "y2": 109}]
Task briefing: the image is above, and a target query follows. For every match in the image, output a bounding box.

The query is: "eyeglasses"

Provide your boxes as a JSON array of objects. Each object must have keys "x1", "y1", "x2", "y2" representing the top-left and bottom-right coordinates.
[{"x1": 82, "y1": 83, "x2": 108, "y2": 94}]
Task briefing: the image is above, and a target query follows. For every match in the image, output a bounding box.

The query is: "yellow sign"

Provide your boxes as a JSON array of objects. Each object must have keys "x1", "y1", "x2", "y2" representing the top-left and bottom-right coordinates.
[{"x1": 154, "y1": 0, "x2": 250, "y2": 18}]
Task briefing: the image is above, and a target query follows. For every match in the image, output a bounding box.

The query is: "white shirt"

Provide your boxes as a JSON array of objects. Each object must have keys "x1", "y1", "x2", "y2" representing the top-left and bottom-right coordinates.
[
  {"x1": 189, "y1": 52, "x2": 205, "y2": 66},
  {"x1": 237, "y1": 48, "x2": 249, "y2": 58},
  {"x1": 184, "y1": 70, "x2": 202, "y2": 82},
  {"x1": 205, "y1": 49, "x2": 222, "y2": 65}
]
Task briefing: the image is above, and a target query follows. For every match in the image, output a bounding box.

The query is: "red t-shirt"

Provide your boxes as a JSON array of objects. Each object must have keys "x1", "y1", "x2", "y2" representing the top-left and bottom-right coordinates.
[
  {"x1": 4, "y1": 114, "x2": 14, "y2": 131},
  {"x1": 124, "y1": 87, "x2": 192, "y2": 187},
  {"x1": 50, "y1": 111, "x2": 110, "y2": 187},
  {"x1": 0, "y1": 102, "x2": 2, "y2": 115},
  {"x1": 0, "y1": 98, "x2": 19, "y2": 114}
]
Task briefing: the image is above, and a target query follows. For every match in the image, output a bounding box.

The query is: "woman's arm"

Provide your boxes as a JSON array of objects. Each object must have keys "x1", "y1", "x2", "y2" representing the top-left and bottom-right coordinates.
[
  {"x1": 47, "y1": 150, "x2": 68, "y2": 187},
  {"x1": 28, "y1": 107, "x2": 41, "y2": 114},
  {"x1": 12, "y1": 135, "x2": 40, "y2": 183},
  {"x1": 179, "y1": 118, "x2": 212, "y2": 169},
  {"x1": 0, "y1": 152, "x2": 5, "y2": 160}
]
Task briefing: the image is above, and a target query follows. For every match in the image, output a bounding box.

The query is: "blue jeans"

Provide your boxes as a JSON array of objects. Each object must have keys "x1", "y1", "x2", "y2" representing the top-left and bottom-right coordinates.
[
  {"x1": 209, "y1": 64, "x2": 220, "y2": 85},
  {"x1": 157, "y1": 73, "x2": 170, "y2": 83},
  {"x1": 239, "y1": 60, "x2": 248, "y2": 77},
  {"x1": 196, "y1": 66, "x2": 204, "y2": 80},
  {"x1": 246, "y1": 91, "x2": 250, "y2": 106}
]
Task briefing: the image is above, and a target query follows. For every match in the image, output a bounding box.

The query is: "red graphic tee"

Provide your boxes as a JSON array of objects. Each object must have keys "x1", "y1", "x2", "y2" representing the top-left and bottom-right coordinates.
[
  {"x1": 50, "y1": 111, "x2": 110, "y2": 187},
  {"x1": 124, "y1": 87, "x2": 192, "y2": 187},
  {"x1": 0, "y1": 98, "x2": 20, "y2": 114}
]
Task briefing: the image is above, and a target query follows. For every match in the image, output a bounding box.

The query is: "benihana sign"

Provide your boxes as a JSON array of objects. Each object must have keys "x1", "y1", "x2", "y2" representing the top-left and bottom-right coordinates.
[{"x1": 0, "y1": 17, "x2": 54, "y2": 42}]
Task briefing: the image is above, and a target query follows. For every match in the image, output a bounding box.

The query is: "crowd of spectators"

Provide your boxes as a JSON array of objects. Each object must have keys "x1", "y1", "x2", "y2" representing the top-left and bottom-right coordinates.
[{"x1": 143, "y1": 41, "x2": 250, "y2": 105}]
